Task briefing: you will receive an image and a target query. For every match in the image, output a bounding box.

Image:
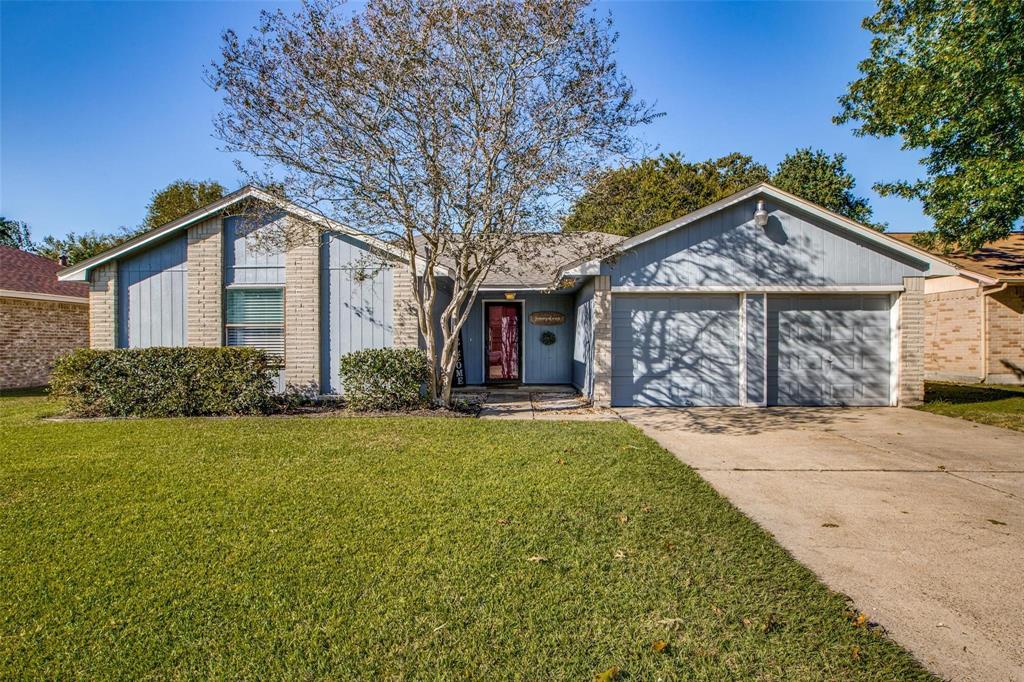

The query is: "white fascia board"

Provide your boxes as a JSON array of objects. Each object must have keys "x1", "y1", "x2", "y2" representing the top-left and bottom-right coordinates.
[
  {"x1": 758, "y1": 185, "x2": 958, "y2": 277},
  {"x1": 610, "y1": 285, "x2": 906, "y2": 294},
  {"x1": 553, "y1": 182, "x2": 958, "y2": 283},
  {"x1": 0, "y1": 288, "x2": 89, "y2": 304},
  {"x1": 57, "y1": 186, "x2": 262, "y2": 281},
  {"x1": 57, "y1": 185, "x2": 432, "y2": 281}
]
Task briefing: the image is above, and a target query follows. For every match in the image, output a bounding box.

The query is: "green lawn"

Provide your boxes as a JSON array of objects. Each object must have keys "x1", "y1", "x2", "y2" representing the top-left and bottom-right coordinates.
[
  {"x1": 1, "y1": 394, "x2": 930, "y2": 680},
  {"x1": 917, "y1": 381, "x2": 1024, "y2": 431}
]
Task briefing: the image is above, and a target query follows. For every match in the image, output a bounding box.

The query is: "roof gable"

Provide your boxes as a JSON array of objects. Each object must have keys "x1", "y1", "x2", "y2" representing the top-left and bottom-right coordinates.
[
  {"x1": 57, "y1": 186, "x2": 416, "y2": 281},
  {"x1": 561, "y1": 183, "x2": 956, "y2": 280}
]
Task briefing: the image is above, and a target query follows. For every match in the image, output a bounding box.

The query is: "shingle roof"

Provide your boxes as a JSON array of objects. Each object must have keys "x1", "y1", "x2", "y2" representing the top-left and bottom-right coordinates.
[
  {"x1": 888, "y1": 232, "x2": 1024, "y2": 282},
  {"x1": 415, "y1": 232, "x2": 624, "y2": 288},
  {"x1": 0, "y1": 247, "x2": 89, "y2": 298}
]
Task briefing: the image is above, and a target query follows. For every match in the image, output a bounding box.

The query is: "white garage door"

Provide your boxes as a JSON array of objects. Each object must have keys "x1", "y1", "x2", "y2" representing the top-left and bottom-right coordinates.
[
  {"x1": 767, "y1": 295, "x2": 892, "y2": 406},
  {"x1": 611, "y1": 295, "x2": 741, "y2": 407}
]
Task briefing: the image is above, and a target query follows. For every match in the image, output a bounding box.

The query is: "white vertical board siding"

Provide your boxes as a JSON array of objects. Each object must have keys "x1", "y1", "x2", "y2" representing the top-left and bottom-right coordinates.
[
  {"x1": 117, "y1": 236, "x2": 188, "y2": 348},
  {"x1": 611, "y1": 294, "x2": 741, "y2": 407},
  {"x1": 223, "y1": 215, "x2": 285, "y2": 285},
  {"x1": 606, "y1": 200, "x2": 926, "y2": 288},
  {"x1": 319, "y1": 233, "x2": 394, "y2": 394}
]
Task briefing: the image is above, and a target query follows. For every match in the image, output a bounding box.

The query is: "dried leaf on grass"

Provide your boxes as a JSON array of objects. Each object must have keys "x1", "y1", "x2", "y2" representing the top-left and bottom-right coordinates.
[
  {"x1": 594, "y1": 666, "x2": 621, "y2": 681},
  {"x1": 652, "y1": 639, "x2": 669, "y2": 653},
  {"x1": 526, "y1": 555, "x2": 548, "y2": 563}
]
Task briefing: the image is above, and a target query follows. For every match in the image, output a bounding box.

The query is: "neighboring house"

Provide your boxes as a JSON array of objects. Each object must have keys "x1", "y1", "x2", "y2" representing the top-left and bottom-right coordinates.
[
  {"x1": 890, "y1": 233, "x2": 1024, "y2": 384},
  {"x1": 1, "y1": 246, "x2": 89, "y2": 389},
  {"x1": 58, "y1": 183, "x2": 955, "y2": 407}
]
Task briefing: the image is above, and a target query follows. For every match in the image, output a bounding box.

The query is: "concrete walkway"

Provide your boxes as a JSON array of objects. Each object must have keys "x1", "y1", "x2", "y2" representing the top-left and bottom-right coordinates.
[
  {"x1": 618, "y1": 406, "x2": 1024, "y2": 682},
  {"x1": 473, "y1": 386, "x2": 618, "y2": 421}
]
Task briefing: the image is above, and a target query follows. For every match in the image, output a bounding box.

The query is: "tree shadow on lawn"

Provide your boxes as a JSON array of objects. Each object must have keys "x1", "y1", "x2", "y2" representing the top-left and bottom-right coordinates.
[{"x1": 924, "y1": 382, "x2": 1024, "y2": 406}]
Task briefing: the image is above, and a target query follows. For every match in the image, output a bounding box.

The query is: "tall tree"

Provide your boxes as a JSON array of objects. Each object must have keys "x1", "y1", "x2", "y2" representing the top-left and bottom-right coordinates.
[
  {"x1": 211, "y1": 0, "x2": 654, "y2": 405},
  {"x1": 772, "y1": 148, "x2": 881, "y2": 229},
  {"x1": 143, "y1": 179, "x2": 226, "y2": 229},
  {"x1": 563, "y1": 153, "x2": 770, "y2": 236},
  {"x1": 0, "y1": 217, "x2": 34, "y2": 251},
  {"x1": 836, "y1": 0, "x2": 1024, "y2": 251},
  {"x1": 35, "y1": 230, "x2": 129, "y2": 266}
]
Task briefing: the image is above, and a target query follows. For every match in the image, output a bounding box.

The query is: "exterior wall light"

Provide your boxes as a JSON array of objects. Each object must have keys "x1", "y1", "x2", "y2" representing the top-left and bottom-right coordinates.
[
  {"x1": 504, "y1": 292, "x2": 516, "y2": 300},
  {"x1": 754, "y1": 199, "x2": 770, "y2": 228}
]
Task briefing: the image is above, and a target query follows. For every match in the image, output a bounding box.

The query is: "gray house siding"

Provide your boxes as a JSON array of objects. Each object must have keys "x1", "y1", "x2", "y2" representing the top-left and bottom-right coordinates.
[
  {"x1": 117, "y1": 235, "x2": 188, "y2": 348},
  {"x1": 223, "y1": 215, "x2": 285, "y2": 285},
  {"x1": 319, "y1": 232, "x2": 394, "y2": 394},
  {"x1": 461, "y1": 292, "x2": 574, "y2": 385},
  {"x1": 572, "y1": 279, "x2": 595, "y2": 396},
  {"x1": 605, "y1": 199, "x2": 927, "y2": 287}
]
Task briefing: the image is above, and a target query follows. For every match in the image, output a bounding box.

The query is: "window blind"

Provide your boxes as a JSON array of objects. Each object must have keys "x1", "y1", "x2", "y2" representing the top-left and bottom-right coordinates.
[{"x1": 225, "y1": 288, "x2": 284, "y2": 358}]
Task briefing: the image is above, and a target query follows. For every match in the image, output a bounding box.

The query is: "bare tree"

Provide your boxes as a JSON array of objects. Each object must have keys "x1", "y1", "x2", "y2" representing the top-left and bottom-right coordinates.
[{"x1": 210, "y1": 0, "x2": 655, "y2": 405}]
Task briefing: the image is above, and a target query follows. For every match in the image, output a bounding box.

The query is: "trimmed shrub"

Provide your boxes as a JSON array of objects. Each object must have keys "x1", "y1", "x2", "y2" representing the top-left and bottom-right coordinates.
[
  {"x1": 50, "y1": 347, "x2": 276, "y2": 417},
  {"x1": 338, "y1": 348, "x2": 430, "y2": 411}
]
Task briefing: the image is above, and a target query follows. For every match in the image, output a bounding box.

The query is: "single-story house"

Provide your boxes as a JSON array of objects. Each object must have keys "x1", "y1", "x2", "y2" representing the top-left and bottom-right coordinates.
[
  {"x1": 57, "y1": 182, "x2": 956, "y2": 407},
  {"x1": 890, "y1": 232, "x2": 1023, "y2": 384},
  {"x1": 1, "y1": 246, "x2": 89, "y2": 389}
]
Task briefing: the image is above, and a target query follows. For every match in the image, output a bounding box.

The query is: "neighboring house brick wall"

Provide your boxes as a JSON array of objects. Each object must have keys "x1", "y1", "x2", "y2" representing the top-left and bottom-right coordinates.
[
  {"x1": 899, "y1": 276, "x2": 926, "y2": 406},
  {"x1": 985, "y1": 285, "x2": 1024, "y2": 384},
  {"x1": 285, "y1": 242, "x2": 320, "y2": 390},
  {"x1": 392, "y1": 265, "x2": 420, "y2": 348},
  {"x1": 0, "y1": 297, "x2": 88, "y2": 389},
  {"x1": 591, "y1": 275, "x2": 612, "y2": 407},
  {"x1": 89, "y1": 262, "x2": 117, "y2": 349},
  {"x1": 923, "y1": 287, "x2": 984, "y2": 382},
  {"x1": 186, "y1": 217, "x2": 223, "y2": 347}
]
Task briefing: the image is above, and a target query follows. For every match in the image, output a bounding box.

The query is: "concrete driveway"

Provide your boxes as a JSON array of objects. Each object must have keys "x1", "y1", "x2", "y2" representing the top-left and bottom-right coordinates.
[{"x1": 618, "y1": 407, "x2": 1024, "y2": 682}]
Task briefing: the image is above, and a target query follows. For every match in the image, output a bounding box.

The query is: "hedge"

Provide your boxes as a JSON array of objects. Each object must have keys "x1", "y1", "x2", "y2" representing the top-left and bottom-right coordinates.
[
  {"x1": 338, "y1": 348, "x2": 430, "y2": 411},
  {"x1": 50, "y1": 347, "x2": 277, "y2": 417}
]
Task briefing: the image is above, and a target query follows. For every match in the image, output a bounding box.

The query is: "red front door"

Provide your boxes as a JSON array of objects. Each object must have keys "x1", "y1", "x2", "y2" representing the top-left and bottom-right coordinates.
[{"x1": 485, "y1": 302, "x2": 521, "y2": 383}]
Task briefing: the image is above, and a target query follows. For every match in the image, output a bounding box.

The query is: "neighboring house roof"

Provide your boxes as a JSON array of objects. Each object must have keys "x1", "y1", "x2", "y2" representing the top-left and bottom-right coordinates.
[
  {"x1": 0, "y1": 246, "x2": 88, "y2": 301},
  {"x1": 57, "y1": 185, "x2": 428, "y2": 282},
  {"x1": 558, "y1": 182, "x2": 958, "y2": 280},
  {"x1": 888, "y1": 232, "x2": 1024, "y2": 283}
]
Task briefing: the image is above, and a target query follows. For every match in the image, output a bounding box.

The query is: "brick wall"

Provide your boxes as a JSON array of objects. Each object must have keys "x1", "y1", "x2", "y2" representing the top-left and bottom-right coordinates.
[
  {"x1": 985, "y1": 285, "x2": 1024, "y2": 384},
  {"x1": 284, "y1": 242, "x2": 320, "y2": 391},
  {"x1": 899, "y1": 277, "x2": 926, "y2": 406},
  {"x1": 186, "y1": 217, "x2": 223, "y2": 346},
  {"x1": 392, "y1": 264, "x2": 420, "y2": 348},
  {"x1": 922, "y1": 287, "x2": 984, "y2": 382},
  {"x1": 89, "y1": 262, "x2": 117, "y2": 349},
  {"x1": 591, "y1": 275, "x2": 612, "y2": 407},
  {"x1": 1, "y1": 296, "x2": 88, "y2": 389}
]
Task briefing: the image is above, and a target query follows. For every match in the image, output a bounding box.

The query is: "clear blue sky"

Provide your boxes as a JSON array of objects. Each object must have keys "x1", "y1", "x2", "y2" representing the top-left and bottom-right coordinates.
[{"x1": 1, "y1": 0, "x2": 927, "y2": 241}]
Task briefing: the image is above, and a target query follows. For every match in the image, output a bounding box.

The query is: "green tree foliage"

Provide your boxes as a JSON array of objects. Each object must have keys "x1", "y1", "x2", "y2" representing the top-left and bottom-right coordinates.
[
  {"x1": 562, "y1": 153, "x2": 770, "y2": 236},
  {"x1": 35, "y1": 231, "x2": 130, "y2": 266},
  {"x1": 835, "y1": 0, "x2": 1024, "y2": 251},
  {"x1": 0, "y1": 217, "x2": 34, "y2": 251},
  {"x1": 564, "y1": 149, "x2": 881, "y2": 237},
  {"x1": 772, "y1": 148, "x2": 881, "y2": 229},
  {"x1": 143, "y1": 179, "x2": 226, "y2": 229}
]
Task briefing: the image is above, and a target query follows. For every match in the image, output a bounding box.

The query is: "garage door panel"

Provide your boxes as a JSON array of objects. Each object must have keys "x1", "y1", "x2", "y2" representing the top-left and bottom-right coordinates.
[
  {"x1": 612, "y1": 295, "x2": 740, "y2": 407},
  {"x1": 768, "y1": 295, "x2": 892, "y2": 407}
]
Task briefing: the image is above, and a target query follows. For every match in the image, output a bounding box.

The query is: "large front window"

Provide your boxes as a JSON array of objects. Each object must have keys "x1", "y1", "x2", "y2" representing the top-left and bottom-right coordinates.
[{"x1": 225, "y1": 288, "x2": 284, "y2": 359}]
